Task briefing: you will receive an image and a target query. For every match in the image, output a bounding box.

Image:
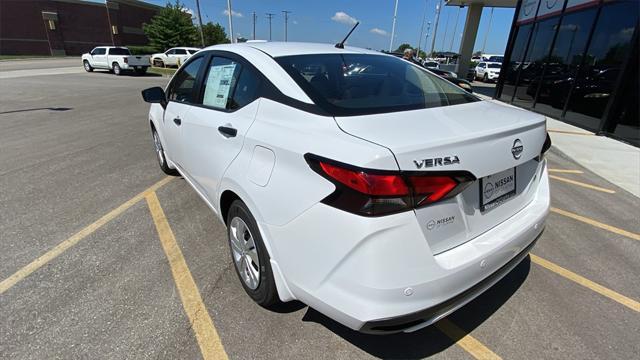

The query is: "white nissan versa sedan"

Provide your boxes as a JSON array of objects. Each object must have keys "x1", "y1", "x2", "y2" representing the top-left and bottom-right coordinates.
[{"x1": 142, "y1": 42, "x2": 551, "y2": 334}]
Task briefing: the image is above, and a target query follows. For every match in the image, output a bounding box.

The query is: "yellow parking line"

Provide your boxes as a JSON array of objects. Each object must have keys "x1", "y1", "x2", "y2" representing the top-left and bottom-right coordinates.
[
  {"x1": 436, "y1": 319, "x2": 502, "y2": 360},
  {"x1": 550, "y1": 207, "x2": 640, "y2": 241},
  {"x1": 549, "y1": 175, "x2": 615, "y2": 194},
  {"x1": 530, "y1": 254, "x2": 640, "y2": 312},
  {"x1": 548, "y1": 169, "x2": 583, "y2": 174},
  {"x1": 548, "y1": 129, "x2": 594, "y2": 136},
  {"x1": 146, "y1": 192, "x2": 228, "y2": 360},
  {"x1": 0, "y1": 176, "x2": 174, "y2": 295}
]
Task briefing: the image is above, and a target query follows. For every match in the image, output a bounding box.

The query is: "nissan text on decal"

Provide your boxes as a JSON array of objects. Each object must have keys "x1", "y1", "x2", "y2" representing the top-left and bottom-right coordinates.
[{"x1": 142, "y1": 39, "x2": 551, "y2": 333}]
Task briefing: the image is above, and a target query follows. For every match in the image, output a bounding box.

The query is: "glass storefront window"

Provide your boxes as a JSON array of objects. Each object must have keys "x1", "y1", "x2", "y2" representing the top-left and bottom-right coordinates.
[
  {"x1": 499, "y1": 24, "x2": 533, "y2": 102},
  {"x1": 512, "y1": 17, "x2": 560, "y2": 109},
  {"x1": 606, "y1": 41, "x2": 638, "y2": 146},
  {"x1": 532, "y1": 8, "x2": 598, "y2": 119},
  {"x1": 564, "y1": 1, "x2": 639, "y2": 131}
]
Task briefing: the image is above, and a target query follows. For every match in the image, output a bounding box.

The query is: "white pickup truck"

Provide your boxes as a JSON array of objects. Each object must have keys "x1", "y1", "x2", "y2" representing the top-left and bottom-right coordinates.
[{"x1": 82, "y1": 46, "x2": 150, "y2": 75}]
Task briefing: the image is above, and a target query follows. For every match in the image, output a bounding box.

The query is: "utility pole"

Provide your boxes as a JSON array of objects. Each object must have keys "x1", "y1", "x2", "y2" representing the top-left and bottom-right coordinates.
[
  {"x1": 449, "y1": 6, "x2": 460, "y2": 51},
  {"x1": 424, "y1": 21, "x2": 431, "y2": 57},
  {"x1": 282, "y1": 10, "x2": 291, "y2": 42},
  {"x1": 226, "y1": 0, "x2": 234, "y2": 43},
  {"x1": 429, "y1": 0, "x2": 442, "y2": 56},
  {"x1": 194, "y1": 0, "x2": 205, "y2": 46},
  {"x1": 417, "y1": 0, "x2": 429, "y2": 58},
  {"x1": 481, "y1": 7, "x2": 494, "y2": 54},
  {"x1": 252, "y1": 11, "x2": 257, "y2": 40},
  {"x1": 266, "y1": 13, "x2": 275, "y2": 41},
  {"x1": 389, "y1": 0, "x2": 399, "y2": 52}
]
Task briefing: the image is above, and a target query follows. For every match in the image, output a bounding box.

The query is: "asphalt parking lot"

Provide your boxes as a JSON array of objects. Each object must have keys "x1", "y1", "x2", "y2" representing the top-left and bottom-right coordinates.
[{"x1": 1, "y1": 59, "x2": 638, "y2": 360}]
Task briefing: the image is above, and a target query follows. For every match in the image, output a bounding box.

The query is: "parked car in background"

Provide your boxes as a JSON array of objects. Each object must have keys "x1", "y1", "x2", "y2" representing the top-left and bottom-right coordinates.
[
  {"x1": 82, "y1": 46, "x2": 150, "y2": 75},
  {"x1": 474, "y1": 62, "x2": 502, "y2": 82},
  {"x1": 390, "y1": 53, "x2": 473, "y2": 93},
  {"x1": 151, "y1": 47, "x2": 200, "y2": 68},
  {"x1": 423, "y1": 60, "x2": 439, "y2": 69},
  {"x1": 141, "y1": 41, "x2": 550, "y2": 334}
]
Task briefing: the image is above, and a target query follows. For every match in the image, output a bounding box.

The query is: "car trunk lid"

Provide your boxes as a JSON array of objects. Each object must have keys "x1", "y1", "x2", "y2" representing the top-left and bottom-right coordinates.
[{"x1": 335, "y1": 100, "x2": 547, "y2": 253}]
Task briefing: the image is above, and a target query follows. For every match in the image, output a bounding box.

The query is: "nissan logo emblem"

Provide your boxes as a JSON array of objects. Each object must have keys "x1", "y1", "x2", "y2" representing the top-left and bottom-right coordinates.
[{"x1": 511, "y1": 139, "x2": 524, "y2": 160}]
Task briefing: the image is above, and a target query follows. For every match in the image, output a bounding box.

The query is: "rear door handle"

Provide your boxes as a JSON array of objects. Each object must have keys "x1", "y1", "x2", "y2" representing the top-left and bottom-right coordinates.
[
  {"x1": 173, "y1": 118, "x2": 181, "y2": 126},
  {"x1": 218, "y1": 126, "x2": 237, "y2": 138}
]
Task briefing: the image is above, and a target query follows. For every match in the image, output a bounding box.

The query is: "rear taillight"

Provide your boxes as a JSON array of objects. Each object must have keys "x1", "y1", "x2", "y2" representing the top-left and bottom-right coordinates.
[
  {"x1": 306, "y1": 154, "x2": 474, "y2": 216},
  {"x1": 535, "y1": 133, "x2": 552, "y2": 162}
]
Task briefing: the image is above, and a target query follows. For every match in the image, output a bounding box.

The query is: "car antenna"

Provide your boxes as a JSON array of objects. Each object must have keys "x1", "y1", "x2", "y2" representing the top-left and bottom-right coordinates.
[{"x1": 335, "y1": 21, "x2": 359, "y2": 49}]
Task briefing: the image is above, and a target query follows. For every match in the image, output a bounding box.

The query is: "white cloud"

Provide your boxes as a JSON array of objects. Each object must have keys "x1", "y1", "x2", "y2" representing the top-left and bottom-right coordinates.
[
  {"x1": 223, "y1": 9, "x2": 244, "y2": 18},
  {"x1": 181, "y1": 7, "x2": 194, "y2": 16},
  {"x1": 331, "y1": 11, "x2": 357, "y2": 25},
  {"x1": 370, "y1": 28, "x2": 388, "y2": 36}
]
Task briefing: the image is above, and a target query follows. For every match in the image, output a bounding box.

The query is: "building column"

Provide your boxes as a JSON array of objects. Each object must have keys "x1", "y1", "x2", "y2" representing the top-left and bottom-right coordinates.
[{"x1": 456, "y1": 3, "x2": 483, "y2": 78}]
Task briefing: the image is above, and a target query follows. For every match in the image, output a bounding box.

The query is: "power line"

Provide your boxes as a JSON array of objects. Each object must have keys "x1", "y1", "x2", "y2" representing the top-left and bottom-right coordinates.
[
  {"x1": 417, "y1": 0, "x2": 429, "y2": 57},
  {"x1": 282, "y1": 10, "x2": 291, "y2": 42},
  {"x1": 482, "y1": 7, "x2": 494, "y2": 54},
  {"x1": 266, "y1": 13, "x2": 275, "y2": 41}
]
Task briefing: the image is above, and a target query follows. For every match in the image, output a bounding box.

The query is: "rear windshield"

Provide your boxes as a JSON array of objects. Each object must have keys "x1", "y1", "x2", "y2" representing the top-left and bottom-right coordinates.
[
  {"x1": 488, "y1": 63, "x2": 501, "y2": 69},
  {"x1": 109, "y1": 48, "x2": 131, "y2": 56},
  {"x1": 276, "y1": 54, "x2": 478, "y2": 116}
]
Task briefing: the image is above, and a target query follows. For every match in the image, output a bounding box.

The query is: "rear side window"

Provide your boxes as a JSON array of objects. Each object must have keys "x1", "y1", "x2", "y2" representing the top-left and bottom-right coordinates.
[
  {"x1": 174, "y1": 49, "x2": 187, "y2": 55},
  {"x1": 109, "y1": 48, "x2": 130, "y2": 56},
  {"x1": 276, "y1": 54, "x2": 477, "y2": 116},
  {"x1": 168, "y1": 57, "x2": 203, "y2": 103},
  {"x1": 229, "y1": 67, "x2": 260, "y2": 109}
]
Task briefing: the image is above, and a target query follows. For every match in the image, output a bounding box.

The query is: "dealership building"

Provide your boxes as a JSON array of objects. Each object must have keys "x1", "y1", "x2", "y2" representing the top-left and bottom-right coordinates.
[
  {"x1": 0, "y1": 0, "x2": 160, "y2": 56},
  {"x1": 448, "y1": 0, "x2": 638, "y2": 146}
]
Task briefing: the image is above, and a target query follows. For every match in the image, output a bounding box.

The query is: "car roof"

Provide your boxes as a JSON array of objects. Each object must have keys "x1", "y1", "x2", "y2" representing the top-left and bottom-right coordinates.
[{"x1": 203, "y1": 41, "x2": 381, "y2": 58}]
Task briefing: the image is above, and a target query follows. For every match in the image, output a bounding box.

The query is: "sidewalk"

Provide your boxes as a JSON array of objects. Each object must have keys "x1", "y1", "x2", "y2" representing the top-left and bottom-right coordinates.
[{"x1": 545, "y1": 118, "x2": 640, "y2": 197}]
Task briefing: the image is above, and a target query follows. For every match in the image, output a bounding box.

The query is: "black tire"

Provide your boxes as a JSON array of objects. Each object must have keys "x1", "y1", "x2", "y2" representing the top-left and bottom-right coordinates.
[
  {"x1": 226, "y1": 200, "x2": 280, "y2": 307},
  {"x1": 135, "y1": 67, "x2": 148, "y2": 76},
  {"x1": 83, "y1": 60, "x2": 93, "y2": 72},
  {"x1": 113, "y1": 62, "x2": 122, "y2": 76},
  {"x1": 151, "y1": 128, "x2": 179, "y2": 176}
]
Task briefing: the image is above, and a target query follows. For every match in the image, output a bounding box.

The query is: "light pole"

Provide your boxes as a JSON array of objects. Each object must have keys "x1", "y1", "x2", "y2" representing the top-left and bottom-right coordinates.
[
  {"x1": 266, "y1": 13, "x2": 275, "y2": 41},
  {"x1": 417, "y1": 0, "x2": 429, "y2": 58},
  {"x1": 389, "y1": 0, "x2": 399, "y2": 52},
  {"x1": 226, "y1": 0, "x2": 234, "y2": 43},
  {"x1": 194, "y1": 0, "x2": 205, "y2": 46},
  {"x1": 252, "y1": 11, "x2": 257, "y2": 40},
  {"x1": 282, "y1": 10, "x2": 291, "y2": 42},
  {"x1": 429, "y1": 0, "x2": 442, "y2": 56}
]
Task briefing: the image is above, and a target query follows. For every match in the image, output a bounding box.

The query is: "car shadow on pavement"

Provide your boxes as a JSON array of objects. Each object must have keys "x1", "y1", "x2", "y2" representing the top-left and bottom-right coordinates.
[
  {"x1": 91, "y1": 70, "x2": 162, "y2": 77},
  {"x1": 301, "y1": 256, "x2": 532, "y2": 359}
]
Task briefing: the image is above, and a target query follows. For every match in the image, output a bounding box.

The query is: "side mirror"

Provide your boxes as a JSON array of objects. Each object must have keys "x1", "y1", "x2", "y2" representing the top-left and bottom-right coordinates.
[{"x1": 142, "y1": 87, "x2": 166, "y2": 107}]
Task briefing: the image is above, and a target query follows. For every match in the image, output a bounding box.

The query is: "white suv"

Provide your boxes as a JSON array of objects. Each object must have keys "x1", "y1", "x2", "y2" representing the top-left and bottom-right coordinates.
[
  {"x1": 142, "y1": 42, "x2": 550, "y2": 334},
  {"x1": 474, "y1": 61, "x2": 502, "y2": 82}
]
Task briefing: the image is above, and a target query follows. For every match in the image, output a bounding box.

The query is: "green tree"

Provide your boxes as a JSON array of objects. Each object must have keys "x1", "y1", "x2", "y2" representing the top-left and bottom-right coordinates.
[
  {"x1": 202, "y1": 22, "x2": 229, "y2": 46},
  {"x1": 395, "y1": 43, "x2": 413, "y2": 53},
  {"x1": 143, "y1": 0, "x2": 198, "y2": 51}
]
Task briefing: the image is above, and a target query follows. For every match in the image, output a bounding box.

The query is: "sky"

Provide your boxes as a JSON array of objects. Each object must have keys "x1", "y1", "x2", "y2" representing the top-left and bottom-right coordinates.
[{"x1": 133, "y1": 0, "x2": 515, "y2": 54}]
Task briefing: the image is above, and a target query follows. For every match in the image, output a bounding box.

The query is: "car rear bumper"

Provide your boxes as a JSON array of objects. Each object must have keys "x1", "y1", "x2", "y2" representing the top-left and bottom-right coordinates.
[{"x1": 263, "y1": 162, "x2": 549, "y2": 332}]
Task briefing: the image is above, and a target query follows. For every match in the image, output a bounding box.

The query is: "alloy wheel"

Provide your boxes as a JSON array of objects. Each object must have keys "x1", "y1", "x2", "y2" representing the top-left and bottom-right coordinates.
[
  {"x1": 229, "y1": 216, "x2": 261, "y2": 290},
  {"x1": 153, "y1": 131, "x2": 165, "y2": 167}
]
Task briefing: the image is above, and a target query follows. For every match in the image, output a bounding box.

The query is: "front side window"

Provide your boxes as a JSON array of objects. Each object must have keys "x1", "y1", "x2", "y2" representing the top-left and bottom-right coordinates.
[
  {"x1": 168, "y1": 57, "x2": 204, "y2": 103},
  {"x1": 109, "y1": 48, "x2": 131, "y2": 56},
  {"x1": 166, "y1": 49, "x2": 175, "y2": 55},
  {"x1": 276, "y1": 54, "x2": 477, "y2": 116},
  {"x1": 174, "y1": 49, "x2": 187, "y2": 55},
  {"x1": 92, "y1": 48, "x2": 105, "y2": 55}
]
